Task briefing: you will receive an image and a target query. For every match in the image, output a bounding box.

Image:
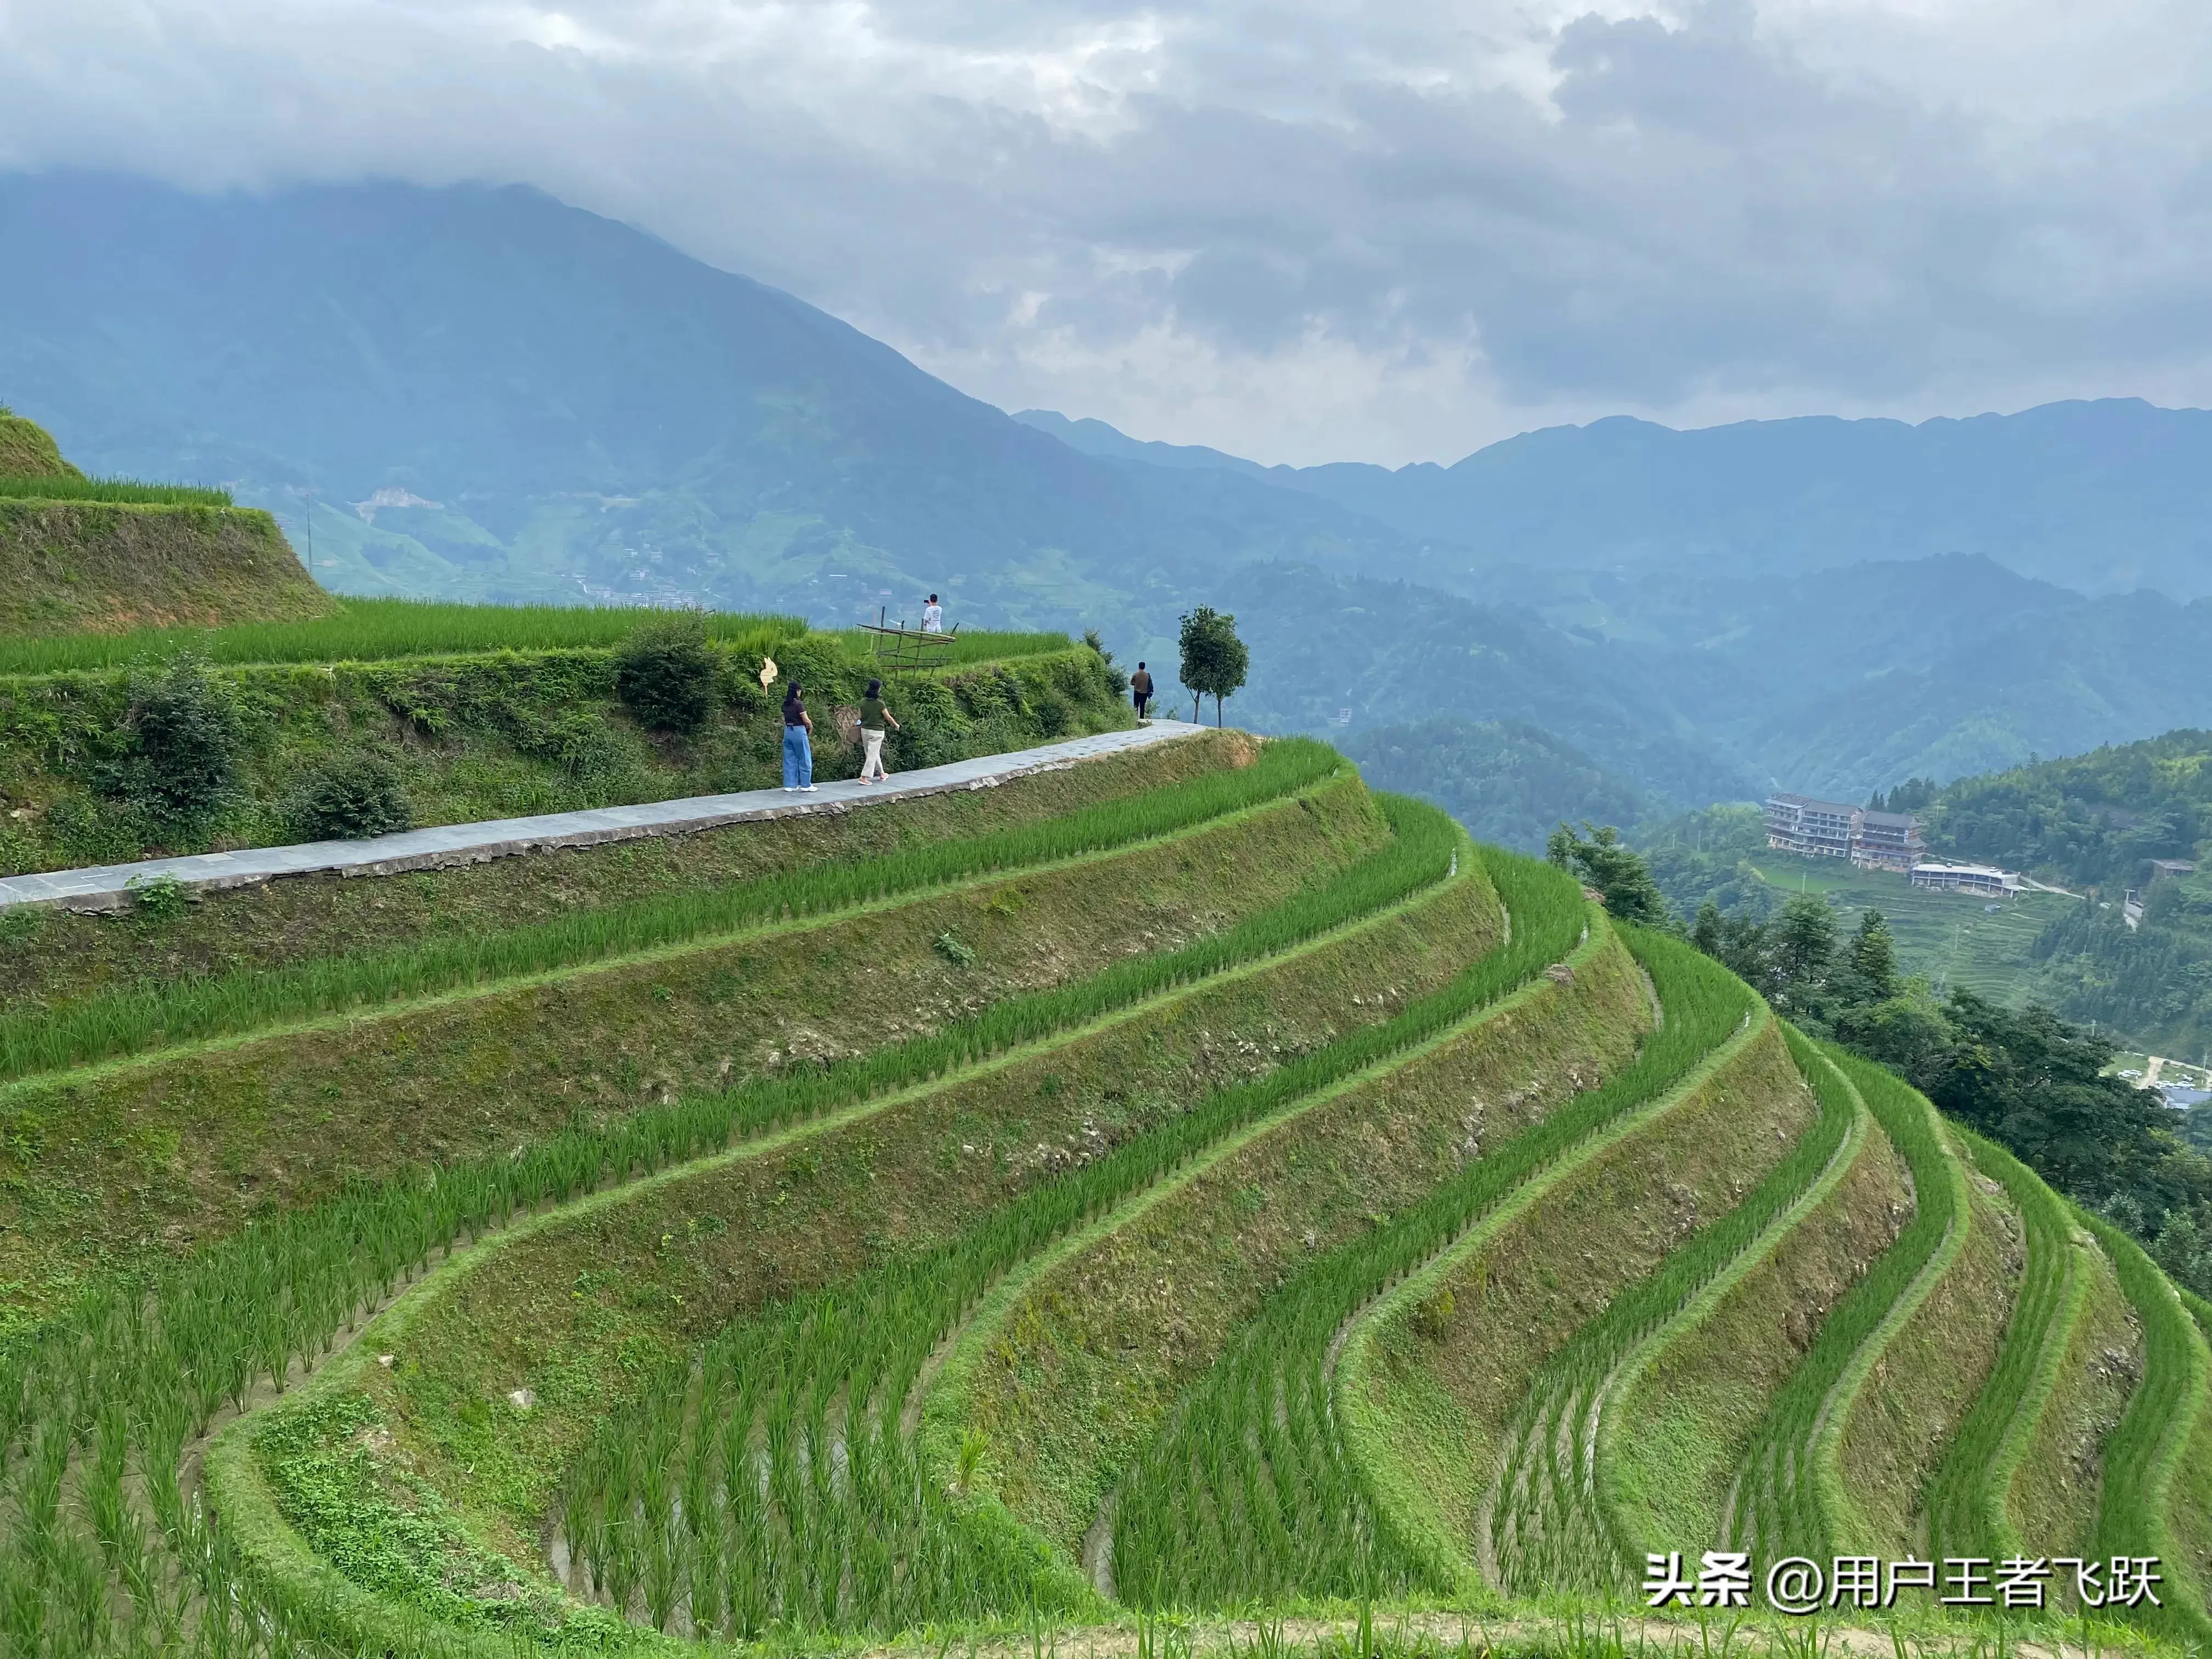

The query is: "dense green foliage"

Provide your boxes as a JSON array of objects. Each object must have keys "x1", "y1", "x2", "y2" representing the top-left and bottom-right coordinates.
[
  {"x1": 2028, "y1": 881, "x2": 2212, "y2": 1058},
  {"x1": 1920, "y1": 729, "x2": 2212, "y2": 890},
  {"x1": 281, "y1": 747, "x2": 414, "y2": 840},
  {"x1": 100, "y1": 654, "x2": 246, "y2": 832},
  {"x1": 0, "y1": 473, "x2": 232, "y2": 507},
  {"x1": 1177, "y1": 606, "x2": 1248, "y2": 726},
  {"x1": 1547, "y1": 821, "x2": 1668, "y2": 925},
  {"x1": 0, "y1": 634, "x2": 1124, "y2": 876},
  {"x1": 613, "y1": 613, "x2": 719, "y2": 734}
]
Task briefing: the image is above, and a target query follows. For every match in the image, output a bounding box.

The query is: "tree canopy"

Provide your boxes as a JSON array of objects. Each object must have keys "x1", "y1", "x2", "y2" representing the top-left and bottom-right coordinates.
[
  {"x1": 1177, "y1": 607, "x2": 1249, "y2": 726},
  {"x1": 1545, "y1": 821, "x2": 1669, "y2": 925}
]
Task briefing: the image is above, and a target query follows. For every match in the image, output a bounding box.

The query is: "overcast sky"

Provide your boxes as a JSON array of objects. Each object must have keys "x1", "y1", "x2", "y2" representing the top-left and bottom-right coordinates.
[{"x1": 4, "y1": 0, "x2": 2211, "y2": 465}]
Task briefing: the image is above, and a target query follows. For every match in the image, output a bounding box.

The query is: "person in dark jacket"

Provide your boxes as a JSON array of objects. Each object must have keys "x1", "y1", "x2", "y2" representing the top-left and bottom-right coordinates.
[
  {"x1": 781, "y1": 682, "x2": 816, "y2": 792},
  {"x1": 1130, "y1": 661, "x2": 1154, "y2": 719}
]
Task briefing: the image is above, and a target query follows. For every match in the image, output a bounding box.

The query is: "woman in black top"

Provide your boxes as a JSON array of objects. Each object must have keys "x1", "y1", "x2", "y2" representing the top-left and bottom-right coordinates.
[{"x1": 781, "y1": 682, "x2": 815, "y2": 792}]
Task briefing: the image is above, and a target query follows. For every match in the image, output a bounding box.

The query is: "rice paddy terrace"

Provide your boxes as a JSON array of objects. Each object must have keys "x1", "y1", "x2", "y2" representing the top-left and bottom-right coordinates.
[{"x1": 3, "y1": 695, "x2": 2211, "y2": 1659}]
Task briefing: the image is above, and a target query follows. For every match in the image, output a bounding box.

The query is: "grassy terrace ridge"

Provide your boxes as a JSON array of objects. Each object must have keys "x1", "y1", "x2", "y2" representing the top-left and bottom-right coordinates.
[
  {"x1": 0, "y1": 735, "x2": 1333, "y2": 1085},
  {"x1": 1114, "y1": 932, "x2": 1764, "y2": 1609},
  {"x1": 934, "y1": 851, "x2": 1618, "y2": 1587},
  {"x1": 2, "y1": 747, "x2": 1374, "y2": 1316},
  {"x1": 0, "y1": 408, "x2": 83, "y2": 479},
  {"x1": 0, "y1": 495, "x2": 332, "y2": 639},
  {"x1": 1826, "y1": 1116, "x2": 2016, "y2": 1560},
  {"x1": 1, "y1": 727, "x2": 1239, "y2": 1013},
  {"x1": 0, "y1": 473, "x2": 233, "y2": 507},
  {"x1": 1924, "y1": 1131, "x2": 2098, "y2": 1564},
  {"x1": 13, "y1": 721, "x2": 2212, "y2": 1659},
  {"x1": 1445, "y1": 1011, "x2": 1843, "y2": 1601},
  {"x1": 2082, "y1": 1208, "x2": 2212, "y2": 1643},
  {"x1": 1717, "y1": 1051, "x2": 1963, "y2": 1564},
  {"x1": 0, "y1": 619, "x2": 1128, "y2": 877},
  {"x1": 201, "y1": 796, "x2": 1479, "y2": 1647},
  {"x1": 1598, "y1": 1048, "x2": 1908, "y2": 1560},
  {"x1": 0, "y1": 597, "x2": 1074, "y2": 676}
]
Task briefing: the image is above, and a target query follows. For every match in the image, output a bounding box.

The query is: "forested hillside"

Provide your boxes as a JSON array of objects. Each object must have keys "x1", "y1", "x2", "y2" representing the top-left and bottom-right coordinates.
[{"x1": 1910, "y1": 731, "x2": 2212, "y2": 1058}]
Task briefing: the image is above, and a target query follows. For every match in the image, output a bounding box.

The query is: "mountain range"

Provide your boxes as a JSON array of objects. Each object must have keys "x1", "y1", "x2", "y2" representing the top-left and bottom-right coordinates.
[{"x1": 5, "y1": 171, "x2": 2210, "y2": 844}]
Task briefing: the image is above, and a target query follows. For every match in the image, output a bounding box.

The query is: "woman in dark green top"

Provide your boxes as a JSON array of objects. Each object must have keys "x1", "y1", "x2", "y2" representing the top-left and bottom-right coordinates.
[{"x1": 857, "y1": 677, "x2": 901, "y2": 783}]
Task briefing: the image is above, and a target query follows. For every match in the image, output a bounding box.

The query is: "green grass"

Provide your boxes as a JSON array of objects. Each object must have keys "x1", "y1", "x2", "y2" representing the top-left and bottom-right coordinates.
[
  {"x1": 1723, "y1": 1049, "x2": 1963, "y2": 1562},
  {"x1": 548, "y1": 819, "x2": 1539, "y2": 1639},
  {"x1": 1921, "y1": 1131, "x2": 2077, "y2": 1564},
  {"x1": 1746, "y1": 854, "x2": 2067, "y2": 1002},
  {"x1": 0, "y1": 596, "x2": 805, "y2": 675},
  {"x1": 0, "y1": 600, "x2": 1082, "y2": 677},
  {"x1": 0, "y1": 798, "x2": 1460, "y2": 1657},
  {"x1": 0, "y1": 472, "x2": 233, "y2": 507},
  {"x1": 1480, "y1": 1018, "x2": 1852, "y2": 1599},
  {"x1": 2081, "y1": 1207, "x2": 2212, "y2": 1643},
  {"x1": 0, "y1": 739, "x2": 1341, "y2": 1086},
  {"x1": 1110, "y1": 930, "x2": 1752, "y2": 1610}
]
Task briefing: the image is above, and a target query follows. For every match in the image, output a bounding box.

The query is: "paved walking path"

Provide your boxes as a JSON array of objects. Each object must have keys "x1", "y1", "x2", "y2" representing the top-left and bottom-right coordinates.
[{"x1": 0, "y1": 721, "x2": 1206, "y2": 912}]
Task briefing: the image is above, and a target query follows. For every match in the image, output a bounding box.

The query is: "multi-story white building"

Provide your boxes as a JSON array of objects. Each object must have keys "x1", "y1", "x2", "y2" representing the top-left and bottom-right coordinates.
[
  {"x1": 1764, "y1": 793, "x2": 1858, "y2": 858},
  {"x1": 1853, "y1": 809, "x2": 1927, "y2": 872},
  {"x1": 1910, "y1": 861, "x2": 2023, "y2": 897},
  {"x1": 1764, "y1": 794, "x2": 1926, "y2": 868}
]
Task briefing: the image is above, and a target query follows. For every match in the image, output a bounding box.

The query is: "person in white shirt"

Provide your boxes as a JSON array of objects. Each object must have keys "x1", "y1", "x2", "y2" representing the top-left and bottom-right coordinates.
[{"x1": 921, "y1": 594, "x2": 943, "y2": 633}]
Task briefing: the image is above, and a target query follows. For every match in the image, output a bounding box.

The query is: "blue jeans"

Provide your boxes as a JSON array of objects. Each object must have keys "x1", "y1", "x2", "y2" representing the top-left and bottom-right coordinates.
[{"x1": 782, "y1": 725, "x2": 812, "y2": 788}]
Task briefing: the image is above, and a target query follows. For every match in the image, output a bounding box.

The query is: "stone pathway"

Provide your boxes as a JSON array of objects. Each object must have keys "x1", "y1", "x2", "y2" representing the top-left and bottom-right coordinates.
[{"x1": 0, "y1": 721, "x2": 1206, "y2": 912}]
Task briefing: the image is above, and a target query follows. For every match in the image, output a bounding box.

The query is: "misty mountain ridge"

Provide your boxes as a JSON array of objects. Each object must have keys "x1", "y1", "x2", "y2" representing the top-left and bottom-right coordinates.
[
  {"x1": 5, "y1": 172, "x2": 2211, "y2": 848},
  {"x1": 1015, "y1": 400, "x2": 2212, "y2": 600}
]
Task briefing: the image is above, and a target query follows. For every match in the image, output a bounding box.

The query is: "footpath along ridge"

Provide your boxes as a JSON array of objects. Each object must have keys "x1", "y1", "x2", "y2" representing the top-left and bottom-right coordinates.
[{"x1": 0, "y1": 719, "x2": 1204, "y2": 911}]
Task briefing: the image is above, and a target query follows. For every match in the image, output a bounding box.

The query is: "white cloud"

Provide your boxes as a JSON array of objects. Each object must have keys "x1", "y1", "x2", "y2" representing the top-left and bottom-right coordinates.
[{"x1": 3, "y1": 0, "x2": 2210, "y2": 462}]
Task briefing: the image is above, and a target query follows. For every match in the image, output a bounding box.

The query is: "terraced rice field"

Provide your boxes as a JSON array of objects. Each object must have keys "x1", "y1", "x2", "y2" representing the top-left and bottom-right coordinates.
[{"x1": 3, "y1": 725, "x2": 2209, "y2": 1659}]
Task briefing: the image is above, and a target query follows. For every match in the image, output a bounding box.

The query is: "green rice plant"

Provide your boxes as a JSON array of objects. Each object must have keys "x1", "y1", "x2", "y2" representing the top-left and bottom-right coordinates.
[
  {"x1": 1920, "y1": 1130, "x2": 2080, "y2": 1564},
  {"x1": 1487, "y1": 1019, "x2": 1857, "y2": 1599},
  {"x1": 1721, "y1": 1049, "x2": 1961, "y2": 1563},
  {"x1": 1107, "y1": 929, "x2": 1753, "y2": 1610},
  {"x1": 0, "y1": 737, "x2": 1342, "y2": 1085},
  {"x1": 0, "y1": 472, "x2": 233, "y2": 506},
  {"x1": 0, "y1": 599, "x2": 1077, "y2": 678},
  {"x1": 0, "y1": 595, "x2": 804, "y2": 676},
  {"x1": 2079, "y1": 1206, "x2": 2212, "y2": 1644},
  {"x1": 550, "y1": 840, "x2": 1581, "y2": 1640},
  {"x1": 0, "y1": 794, "x2": 1462, "y2": 1659}
]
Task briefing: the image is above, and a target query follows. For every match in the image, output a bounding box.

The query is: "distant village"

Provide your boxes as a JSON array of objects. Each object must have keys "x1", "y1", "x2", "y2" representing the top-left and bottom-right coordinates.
[
  {"x1": 1764, "y1": 791, "x2": 2197, "y2": 932},
  {"x1": 1762, "y1": 792, "x2": 2028, "y2": 896}
]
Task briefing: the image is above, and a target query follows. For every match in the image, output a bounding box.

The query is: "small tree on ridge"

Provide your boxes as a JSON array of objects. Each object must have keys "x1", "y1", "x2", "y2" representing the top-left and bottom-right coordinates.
[{"x1": 1178, "y1": 607, "x2": 1248, "y2": 726}]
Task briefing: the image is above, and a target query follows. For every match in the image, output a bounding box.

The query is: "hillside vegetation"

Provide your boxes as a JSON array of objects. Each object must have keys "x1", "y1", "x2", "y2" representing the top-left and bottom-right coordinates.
[
  {"x1": 0, "y1": 409, "x2": 331, "y2": 637},
  {"x1": 0, "y1": 406, "x2": 82, "y2": 478},
  {"x1": 0, "y1": 603, "x2": 1127, "y2": 877},
  {"x1": 4, "y1": 706, "x2": 2210, "y2": 1659}
]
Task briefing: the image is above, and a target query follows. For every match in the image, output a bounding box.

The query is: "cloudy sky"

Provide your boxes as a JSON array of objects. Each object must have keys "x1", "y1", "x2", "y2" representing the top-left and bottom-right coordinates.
[{"x1": 4, "y1": 0, "x2": 2210, "y2": 464}]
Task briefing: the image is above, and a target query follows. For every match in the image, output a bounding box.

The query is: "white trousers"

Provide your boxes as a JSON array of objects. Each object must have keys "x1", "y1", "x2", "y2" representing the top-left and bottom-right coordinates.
[{"x1": 861, "y1": 728, "x2": 888, "y2": 781}]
